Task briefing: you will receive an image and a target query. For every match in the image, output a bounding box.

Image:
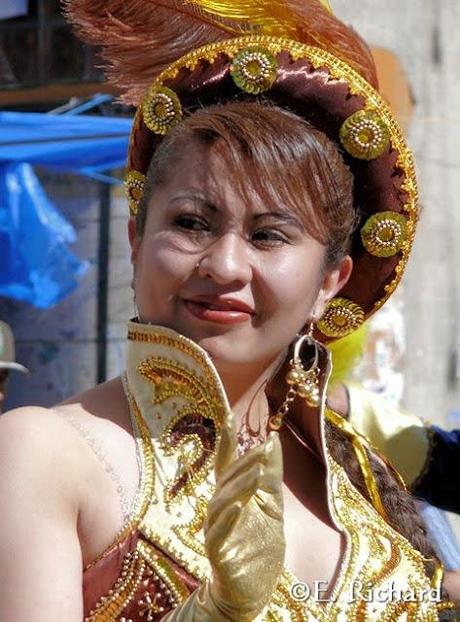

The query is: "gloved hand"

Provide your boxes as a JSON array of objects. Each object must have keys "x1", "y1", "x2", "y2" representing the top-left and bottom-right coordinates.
[{"x1": 162, "y1": 415, "x2": 285, "y2": 621}]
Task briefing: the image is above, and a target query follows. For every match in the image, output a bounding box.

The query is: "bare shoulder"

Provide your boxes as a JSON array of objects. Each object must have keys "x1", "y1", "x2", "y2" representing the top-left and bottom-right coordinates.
[
  {"x1": 0, "y1": 407, "x2": 88, "y2": 619},
  {"x1": 58, "y1": 376, "x2": 130, "y2": 432},
  {"x1": 0, "y1": 405, "x2": 91, "y2": 505}
]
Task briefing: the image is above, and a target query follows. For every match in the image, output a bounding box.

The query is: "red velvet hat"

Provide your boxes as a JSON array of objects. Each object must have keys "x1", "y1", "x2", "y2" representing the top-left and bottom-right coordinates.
[{"x1": 66, "y1": 0, "x2": 418, "y2": 343}]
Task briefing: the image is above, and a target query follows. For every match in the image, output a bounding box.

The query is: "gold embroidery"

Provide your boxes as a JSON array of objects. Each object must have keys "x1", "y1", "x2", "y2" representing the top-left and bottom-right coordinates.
[
  {"x1": 85, "y1": 550, "x2": 146, "y2": 622},
  {"x1": 173, "y1": 496, "x2": 208, "y2": 556},
  {"x1": 137, "y1": 540, "x2": 190, "y2": 605},
  {"x1": 361, "y1": 212, "x2": 408, "y2": 258},
  {"x1": 84, "y1": 388, "x2": 155, "y2": 572},
  {"x1": 141, "y1": 85, "x2": 183, "y2": 135},
  {"x1": 124, "y1": 171, "x2": 146, "y2": 217},
  {"x1": 138, "y1": 356, "x2": 224, "y2": 509}
]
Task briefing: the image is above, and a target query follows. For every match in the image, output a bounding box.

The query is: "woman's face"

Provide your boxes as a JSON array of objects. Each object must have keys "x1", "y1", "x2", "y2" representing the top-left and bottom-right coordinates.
[{"x1": 129, "y1": 140, "x2": 352, "y2": 373}]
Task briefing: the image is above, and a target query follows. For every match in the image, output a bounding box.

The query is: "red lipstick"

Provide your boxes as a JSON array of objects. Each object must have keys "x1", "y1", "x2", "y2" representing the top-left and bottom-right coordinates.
[{"x1": 183, "y1": 296, "x2": 255, "y2": 325}]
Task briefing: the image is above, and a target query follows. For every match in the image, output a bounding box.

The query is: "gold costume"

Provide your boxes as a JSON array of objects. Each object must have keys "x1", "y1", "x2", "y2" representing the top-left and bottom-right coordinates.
[{"x1": 83, "y1": 322, "x2": 451, "y2": 621}]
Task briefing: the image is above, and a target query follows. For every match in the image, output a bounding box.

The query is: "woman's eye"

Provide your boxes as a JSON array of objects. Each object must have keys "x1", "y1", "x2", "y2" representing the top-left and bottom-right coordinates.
[
  {"x1": 174, "y1": 214, "x2": 210, "y2": 232},
  {"x1": 252, "y1": 229, "x2": 289, "y2": 245}
]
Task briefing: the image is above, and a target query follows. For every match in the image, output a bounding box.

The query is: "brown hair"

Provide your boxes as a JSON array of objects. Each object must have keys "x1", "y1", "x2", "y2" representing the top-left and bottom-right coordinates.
[{"x1": 136, "y1": 101, "x2": 356, "y2": 267}]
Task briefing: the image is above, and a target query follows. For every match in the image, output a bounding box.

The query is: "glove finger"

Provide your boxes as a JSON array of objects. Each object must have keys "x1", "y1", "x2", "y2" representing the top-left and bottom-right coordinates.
[
  {"x1": 214, "y1": 414, "x2": 238, "y2": 481},
  {"x1": 205, "y1": 501, "x2": 242, "y2": 559},
  {"x1": 215, "y1": 441, "x2": 267, "y2": 491},
  {"x1": 254, "y1": 489, "x2": 284, "y2": 521},
  {"x1": 207, "y1": 461, "x2": 264, "y2": 525},
  {"x1": 258, "y1": 432, "x2": 284, "y2": 494}
]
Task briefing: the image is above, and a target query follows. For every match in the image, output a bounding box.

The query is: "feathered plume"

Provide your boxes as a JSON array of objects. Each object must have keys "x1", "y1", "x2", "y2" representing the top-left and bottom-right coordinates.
[{"x1": 63, "y1": 0, "x2": 377, "y2": 105}]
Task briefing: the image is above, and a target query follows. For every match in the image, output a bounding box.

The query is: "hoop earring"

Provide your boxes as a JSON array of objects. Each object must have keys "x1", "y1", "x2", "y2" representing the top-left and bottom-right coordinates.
[{"x1": 269, "y1": 324, "x2": 321, "y2": 431}]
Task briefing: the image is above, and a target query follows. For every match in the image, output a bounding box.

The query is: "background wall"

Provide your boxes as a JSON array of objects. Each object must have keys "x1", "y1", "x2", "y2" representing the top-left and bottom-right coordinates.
[{"x1": 332, "y1": 0, "x2": 460, "y2": 427}]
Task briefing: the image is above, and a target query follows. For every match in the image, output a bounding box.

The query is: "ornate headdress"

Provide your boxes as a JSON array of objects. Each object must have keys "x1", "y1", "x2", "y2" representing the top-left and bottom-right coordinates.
[{"x1": 65, "y1": 0, "x2": 418, "y2": 343}]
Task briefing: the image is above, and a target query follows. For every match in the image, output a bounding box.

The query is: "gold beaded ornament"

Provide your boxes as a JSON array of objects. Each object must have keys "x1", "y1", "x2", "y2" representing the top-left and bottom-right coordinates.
[
  {"x1": 141, "y1": 85, "x2": 183, "y2": 136},
  {"x1": 125, "y1": 171, "x2": 146, "y2": 217},
  {"x1": 340, "y1": 109, "x2": 390, "y2": 161},
  {"x1": 230, "y1": 47, "x2": 278, "y2": 94},
  {"x1": 361, "y1": 211, "x2": 409, "y2": 258},
  {"x1": 317, "y1": 298, "x2": 365, "y2": 339}
]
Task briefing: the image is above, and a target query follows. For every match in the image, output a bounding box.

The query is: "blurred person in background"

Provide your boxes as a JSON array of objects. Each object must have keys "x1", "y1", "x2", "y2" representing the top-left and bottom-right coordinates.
[{"x1": 0, "y1": 320, "x2": 28, "y2": 413}]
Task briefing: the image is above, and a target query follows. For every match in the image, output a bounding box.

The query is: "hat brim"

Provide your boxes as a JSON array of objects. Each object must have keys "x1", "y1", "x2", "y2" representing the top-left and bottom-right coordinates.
[{"x1": 0, "y1": 361, "x2": 29, "y2": 374}]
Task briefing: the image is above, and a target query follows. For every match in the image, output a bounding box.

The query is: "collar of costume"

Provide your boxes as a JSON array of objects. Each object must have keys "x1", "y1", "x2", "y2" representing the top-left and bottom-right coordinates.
[{"x1": 125, "y1": 319, "x2": 231, "y2": 579}]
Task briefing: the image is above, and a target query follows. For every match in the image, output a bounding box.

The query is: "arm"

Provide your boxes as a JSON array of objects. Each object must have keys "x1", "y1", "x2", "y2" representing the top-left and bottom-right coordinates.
[
  {"x1": 413, "y1": 427, "x2": 460, "y2": 514},
  {"x1": 0, "y1": 408, "x2": 85, "y2": 621},
  {"x1": 162, "y1": 416, "x2": 285, "y2": 621}
]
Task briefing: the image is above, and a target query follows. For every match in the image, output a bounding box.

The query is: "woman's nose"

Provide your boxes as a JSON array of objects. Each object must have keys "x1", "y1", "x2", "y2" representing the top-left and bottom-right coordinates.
[{"x1": 197, "y1": 233, "x2": 253, "y2": 286}]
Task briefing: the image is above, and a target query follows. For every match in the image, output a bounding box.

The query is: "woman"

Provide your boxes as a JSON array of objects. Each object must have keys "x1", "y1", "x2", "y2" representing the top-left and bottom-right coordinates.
[{"x1": 0, "y1": 1, "x2": 455, "y2": 620}]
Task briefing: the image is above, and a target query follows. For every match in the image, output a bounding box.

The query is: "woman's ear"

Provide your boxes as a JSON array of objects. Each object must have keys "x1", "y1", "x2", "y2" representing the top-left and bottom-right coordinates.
[{"x1": 311, "y1": 255, "x2": 353, "y2": 321}]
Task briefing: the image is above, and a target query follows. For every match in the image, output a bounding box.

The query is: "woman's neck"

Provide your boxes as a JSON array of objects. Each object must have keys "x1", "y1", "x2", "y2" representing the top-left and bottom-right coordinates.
[{"x1": 217, "y1": 352, "x2": 287, "y2": 432}]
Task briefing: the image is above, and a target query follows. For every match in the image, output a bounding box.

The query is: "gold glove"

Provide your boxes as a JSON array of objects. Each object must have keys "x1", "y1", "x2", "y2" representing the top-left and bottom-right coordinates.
[{"x1": 163, "y1": 417, "x2": 285, "y2": 621}]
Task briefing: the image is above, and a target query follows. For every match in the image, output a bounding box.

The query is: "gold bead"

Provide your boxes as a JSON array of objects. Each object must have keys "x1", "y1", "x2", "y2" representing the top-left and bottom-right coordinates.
[
  {"x1": 286, "y1": 368, "x2": 303, "y2": 385},
  {"x1": 269, "y1": 414, "x2": 284, "y2": 431}
]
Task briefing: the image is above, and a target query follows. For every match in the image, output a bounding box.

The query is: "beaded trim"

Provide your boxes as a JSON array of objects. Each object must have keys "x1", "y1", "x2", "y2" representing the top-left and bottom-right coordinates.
[
  {"x1": 318, "y1": 298, "x2": 365, "y2": 339},
  {"x1": 85, "y1": 549, "x2": 146, "y2": 622},
  {"x1": 84, "y1": 379, "x2": 156, "y2": 571},
  {"x1": 230, "y1": 46, "x2": 278, "y2": 93},
  {"x1": 361, "y1": 211, "x2": 408, "y2": 258},
  {"x1": 340, "y1": 109, "x2": 390, "y2": 160}
]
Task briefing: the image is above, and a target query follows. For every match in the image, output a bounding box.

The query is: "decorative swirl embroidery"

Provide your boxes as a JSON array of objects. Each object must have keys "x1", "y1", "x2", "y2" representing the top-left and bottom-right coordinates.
[{"x1": 138, "y1": 356, "x2": 224, "y2": 509}]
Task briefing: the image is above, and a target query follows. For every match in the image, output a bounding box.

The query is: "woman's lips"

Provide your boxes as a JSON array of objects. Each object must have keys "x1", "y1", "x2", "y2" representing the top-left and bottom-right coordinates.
[{"x1": 183, "y1": 300, "x2": 254, "y2": 325}]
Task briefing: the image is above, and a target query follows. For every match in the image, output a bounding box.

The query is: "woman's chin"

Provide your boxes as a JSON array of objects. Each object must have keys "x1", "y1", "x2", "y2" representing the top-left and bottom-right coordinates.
[{"x1": 192, "y1": 331, "x2": 258, "y2": 368}]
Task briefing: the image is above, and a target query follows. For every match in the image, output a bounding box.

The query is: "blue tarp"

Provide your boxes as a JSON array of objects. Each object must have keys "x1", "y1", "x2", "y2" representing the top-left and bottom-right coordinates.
[
  {"x1": 0, "y1": 110, "x2": 133, "y2": 308},
  {"x1": 0, "y1": 0, "x2": 28, "y2": 20},
  {"x1": 0, "y1": 111, "x2": 132, "y2": 173}
]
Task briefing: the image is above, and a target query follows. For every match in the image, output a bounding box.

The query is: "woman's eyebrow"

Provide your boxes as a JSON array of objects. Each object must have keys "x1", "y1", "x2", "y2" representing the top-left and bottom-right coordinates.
[
  {"x1": 170, "y1": 192, "x2": 219, "y2": 212},
  {"x1": 254, "y1": 211, "x2": 304, "y2": 228}
]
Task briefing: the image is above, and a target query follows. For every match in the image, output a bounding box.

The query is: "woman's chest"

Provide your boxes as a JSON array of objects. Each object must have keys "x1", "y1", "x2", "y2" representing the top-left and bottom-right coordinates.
[{"x1": 282, "y1": 481, "x2": 344, "y2": 598}]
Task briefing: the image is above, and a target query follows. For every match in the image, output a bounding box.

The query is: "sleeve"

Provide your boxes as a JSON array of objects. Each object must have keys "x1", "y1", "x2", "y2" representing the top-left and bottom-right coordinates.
[
  {"x1": 346, "y1": 382, "x2": 430, "y2": 488},
  {"x1": 412, "y1": 426, "x2": 460, "y2": 514}
]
